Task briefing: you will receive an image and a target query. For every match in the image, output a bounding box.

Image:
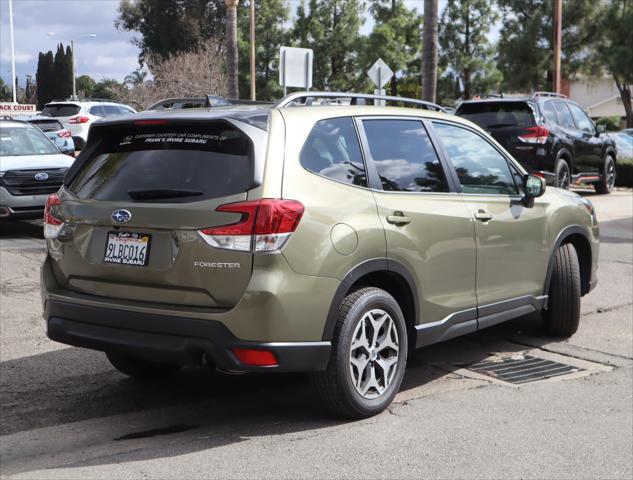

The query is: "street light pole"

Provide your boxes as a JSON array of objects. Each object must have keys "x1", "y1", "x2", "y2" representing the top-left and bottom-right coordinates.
[
  {"x1": 9, "y1": 0, "x2": 17, "y2": 103},
  {"x1": 250, "y1": 0, "x2": 256, "y2": 101}
]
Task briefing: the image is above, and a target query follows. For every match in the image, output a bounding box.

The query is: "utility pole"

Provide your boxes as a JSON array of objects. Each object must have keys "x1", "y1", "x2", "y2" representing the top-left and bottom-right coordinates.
[
  {"x1": 250, "y1": 0, "x2": 256, "y2": 100},
  {"x1": 553, "y1": 0, "x2": 562, "y2": 93},
  {"x1": 9, "y1": 0, "x2": 17, "y2": 103}
]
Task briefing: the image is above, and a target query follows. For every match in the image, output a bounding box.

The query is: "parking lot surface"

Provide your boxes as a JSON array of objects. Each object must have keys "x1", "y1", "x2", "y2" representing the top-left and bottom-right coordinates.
[{"x1": 1, "y1": 191, "x2": 632, "y2": 479}]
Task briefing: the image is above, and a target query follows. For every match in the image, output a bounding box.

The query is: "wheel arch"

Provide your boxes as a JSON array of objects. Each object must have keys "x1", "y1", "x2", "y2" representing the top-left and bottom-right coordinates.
[
  {"x1": 322, "y1": 259, "x2": 419, "y2": 348},
  {"x1": 556, "y1": 147, "x2": 574, "y2": 172},
  {"x1": 543, "y1": 225, "x2": 593, "y2": 299}
]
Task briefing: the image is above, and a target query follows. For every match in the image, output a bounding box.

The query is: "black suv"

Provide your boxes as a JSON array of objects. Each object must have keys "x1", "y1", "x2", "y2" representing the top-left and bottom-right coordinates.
[{"x1": 455, "y1": 93, "x2": 617, "y2": 193}]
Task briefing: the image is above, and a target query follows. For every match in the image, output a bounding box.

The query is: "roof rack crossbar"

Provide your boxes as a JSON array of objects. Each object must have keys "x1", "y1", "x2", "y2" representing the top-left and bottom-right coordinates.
[
  {"x1": 274, "y1": 91, "x2": 446, "y2": 112},
  {"x1": 532, "y1": 91, "x2": 567, "y2": 99}
]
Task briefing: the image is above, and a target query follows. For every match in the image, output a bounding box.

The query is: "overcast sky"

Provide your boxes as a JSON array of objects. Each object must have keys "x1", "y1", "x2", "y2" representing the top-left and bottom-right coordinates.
[{"x1": 0, "y1": 0, "x2": 456, "y2": 89}]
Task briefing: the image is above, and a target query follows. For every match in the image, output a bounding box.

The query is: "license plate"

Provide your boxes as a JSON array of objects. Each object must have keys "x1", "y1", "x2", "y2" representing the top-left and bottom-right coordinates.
[{"x1": 104, "y1": 232, "x2": 151, "y2": 266}]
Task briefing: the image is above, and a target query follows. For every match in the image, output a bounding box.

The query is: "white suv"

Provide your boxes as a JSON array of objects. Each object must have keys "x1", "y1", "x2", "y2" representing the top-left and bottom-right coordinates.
[{"x1": 40, "y1": 101, "x2": 136, "y2": 150}]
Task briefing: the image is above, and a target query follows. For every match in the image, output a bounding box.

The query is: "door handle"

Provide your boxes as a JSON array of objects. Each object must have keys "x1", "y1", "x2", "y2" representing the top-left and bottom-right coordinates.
[
  {"x1": 474, "y1": 209, "x2": 493, "y2": 222},
  {"x1": 386, "y1": 212, "x2": 411, "y2": 226}
]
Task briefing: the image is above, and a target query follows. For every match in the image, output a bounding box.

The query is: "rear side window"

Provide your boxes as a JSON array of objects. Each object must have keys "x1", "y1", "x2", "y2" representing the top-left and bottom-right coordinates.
[
  {"x1": 457, "y1": 102, "x2": 536, "y2": 129},
  {"x1": 362, "y1": 119, "x2": 449, "y2": 193},
  {"x1": 68, "y1": 122, "x2": 255, "y2": 202},
  {"x1": 552, "y1": 101, "x2": 576, "y2": 129},
  {"x1": 90, "y1": 105, "x2": 106, "y2": 116},
  {"x1": 41, "y1": 104, "x2": 80, "y2": 117},
  {"x1": 300, "y1": 117, "x2": 367, "y2": 187},
  {"x1": 103, "y1": 105, "x2": 122, "y2": 116},
  {"x1": 541, "y1": 101, "x2": 558, "y2": 125},
  {"x1": 433, "y1": 122, "x2": 518, "y2": 195}
]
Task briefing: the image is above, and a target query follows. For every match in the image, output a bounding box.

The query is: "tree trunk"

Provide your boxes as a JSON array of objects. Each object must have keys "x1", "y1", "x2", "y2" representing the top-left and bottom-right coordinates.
[
  {"x1": 225, "y1": 0, "x2": 239, "y2": 99},
  {"x1": 614, "y1": 75, "x2": 633, "y2": 128},
  {"x1": 422, "y1": 0, "x2": 438, "y2": 102}
]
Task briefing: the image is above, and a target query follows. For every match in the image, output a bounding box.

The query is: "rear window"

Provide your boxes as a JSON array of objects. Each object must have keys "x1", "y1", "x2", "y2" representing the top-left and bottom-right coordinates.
[
  {"x1": 41, "y1": 104, "x2": 81, "y2": 117},
  {"x1": 457, "y1": 102, "x2": 536, "y2": 129},
  {"x1": 67, "y1": 122, "x2": 255, "y2": 203},
  {"x1": 29, "y1": 120, "x2": 63, "y2": 132}
]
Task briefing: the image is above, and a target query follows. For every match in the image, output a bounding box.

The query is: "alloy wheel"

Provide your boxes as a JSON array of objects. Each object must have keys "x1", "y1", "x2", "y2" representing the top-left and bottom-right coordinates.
[
  {"x1": 349, "y1": 308, "x2": 400, "y2": 399},
  {"x1": 606, "y1": 158, "x2": 616, "y2": 189},
  {"x1": 558, "y1": 164, "x2": 570, "y2": 189}
]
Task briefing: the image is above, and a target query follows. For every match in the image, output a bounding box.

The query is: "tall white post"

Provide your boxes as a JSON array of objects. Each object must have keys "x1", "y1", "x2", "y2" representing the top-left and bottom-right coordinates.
[
  {"x1": 9, "y1": 0, "x2": 17, "y2": 103},
  {"x1": 71, "y1": 39, "x2": 76, "y2": 100}
]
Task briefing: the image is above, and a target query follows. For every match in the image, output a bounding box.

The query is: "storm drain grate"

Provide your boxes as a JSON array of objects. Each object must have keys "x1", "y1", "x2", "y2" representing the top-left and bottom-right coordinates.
[{"x1": 467, "y1": 355, "x2": 584, "y2": 384}]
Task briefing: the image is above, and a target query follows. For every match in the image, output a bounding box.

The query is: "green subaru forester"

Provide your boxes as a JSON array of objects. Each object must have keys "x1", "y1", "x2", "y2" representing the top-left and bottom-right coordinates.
[{"x1": 41, "y1": 92, "x2": 599, "y2": 418}]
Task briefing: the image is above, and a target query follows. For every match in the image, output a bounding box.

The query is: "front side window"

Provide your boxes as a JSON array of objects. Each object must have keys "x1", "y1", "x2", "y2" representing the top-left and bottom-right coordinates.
[
  {"x1": 567, "y1": 103, "x2": 595, "y2": 134},
  {"x1": 552, "y1": 101, "x2": 576, "y2": 129},
  {"x1": 362, "y1": 119, "x2": 449, "y2": 192},
  {"x1": 433, "y1": 122, "x2": 518, "y2": 195},
  {"x1": 300, "y1": 117, "x2": 367, "y2": 187}
]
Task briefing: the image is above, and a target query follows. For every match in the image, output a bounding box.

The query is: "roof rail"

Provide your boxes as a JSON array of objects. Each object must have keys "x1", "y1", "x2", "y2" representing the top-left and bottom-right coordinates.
[
  {"x1": 274, "y1": 91, "x2": 446, "y2": 112},
  {"x1": 532, "y1": 91, "x2": 567, "y2": 99},
  {"x1": 471, "y1": 93, "x2": 504, "y2": 99}
]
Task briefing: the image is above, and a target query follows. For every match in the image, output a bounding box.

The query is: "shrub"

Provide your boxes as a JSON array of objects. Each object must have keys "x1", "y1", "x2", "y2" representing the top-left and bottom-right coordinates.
[
  {"x1": 596, "y1": 116, "x2": 621, "y2": 132},
  {"x1": 615, "y1": 156, "x2": 633, "y2": 188}
]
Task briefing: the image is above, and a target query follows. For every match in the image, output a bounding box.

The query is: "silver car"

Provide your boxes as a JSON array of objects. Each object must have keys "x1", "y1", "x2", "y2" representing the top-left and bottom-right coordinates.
[{"x1": 22, "y1": 115, "x2": 75, "y2": 156}]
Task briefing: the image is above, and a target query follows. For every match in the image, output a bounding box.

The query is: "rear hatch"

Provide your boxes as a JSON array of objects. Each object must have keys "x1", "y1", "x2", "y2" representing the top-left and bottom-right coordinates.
[
  {"x1": 50, "y1": 119, "x2": 265, "y2": 308},
  {"x1": 456, "y1": 101, "x2": 542, "y2": 165},
  {"x1": 27, "y1": 118, "x2": 65, "y2": 142},
  {"x1": 41, "y1": 103, "x2": 82, "y2": 127}
]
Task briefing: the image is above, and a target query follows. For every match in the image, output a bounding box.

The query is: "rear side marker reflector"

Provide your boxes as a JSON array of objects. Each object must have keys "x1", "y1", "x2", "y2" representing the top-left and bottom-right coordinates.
[
  {"x1": 232, "y1": 348, "x2": 278, "y2": 367},
  {"x1": 198, "y1": 199, "x2": 304, "y2": 253}
]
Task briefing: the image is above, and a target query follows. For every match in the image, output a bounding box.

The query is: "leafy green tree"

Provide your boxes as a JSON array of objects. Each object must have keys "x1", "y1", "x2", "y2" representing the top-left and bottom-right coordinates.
[
  {"x1": 52, "y1": 43, "x2": 73, "y2": 100},
  {"x1": 36, "y1": 51, "x2": 55, "y2": 109},
  {"x1": 0, "y1": 78, "x2": 12, "y2": 101},
  {"x1": 293, "y1": 0, "x2": 366, "y2": 91},
  {"x1": 497, "y1": 0, "x2": 602, "y2": 92},
  {"x1": 365, "y1": 0, "x2": 422, "y2": 96},
  {"x1": 124, "y1": 69, "x2": 148, "y2": 87},
  {"x1": 116, "y1": 0, "x2": 227, "y2": 63},
  {"x1": 238, "y1": 0, "x2": 289, "y2": 100},
  {"x1": 591, "y1": 0, "x2": 633, "y2": 127},
  {"x1": 439, "y1": 0, "x2": 501, "y2": 100},
  {"x1": 76, "y1": 74, "x2": 97, "y2": 98},
  {"x1": 91, "y1": 79, "x2": 125, "y2": 100}
]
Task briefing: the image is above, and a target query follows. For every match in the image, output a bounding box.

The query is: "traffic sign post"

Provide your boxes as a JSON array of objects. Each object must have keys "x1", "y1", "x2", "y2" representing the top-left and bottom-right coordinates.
[{"x1": 367, "y1": 58, "x2": 393, "y2": 106}]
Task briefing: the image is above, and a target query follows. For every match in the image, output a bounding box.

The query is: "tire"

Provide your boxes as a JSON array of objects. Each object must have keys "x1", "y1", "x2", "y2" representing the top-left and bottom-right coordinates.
[
  {"x1": 543, "y1": 243, "x2": 581, "y2": 337},
  {"x1": 555, "y1": 158, "x2": 571, "y2": 189},
  {"x1": 311, "y1": 287, "x2": 408, "y2": 418},
  {"x1": 106, "y1": 352, "x2": 181, "y2": 379},
  {"x1": 595, "y1": 155, "x2": 616, "y2": 194}
]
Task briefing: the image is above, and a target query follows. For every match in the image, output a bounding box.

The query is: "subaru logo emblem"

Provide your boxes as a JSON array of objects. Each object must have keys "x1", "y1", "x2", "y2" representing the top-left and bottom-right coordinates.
[
  {"x1": 34, "y1": 172, "x2": 49, "y2": 181},
  {"x1": 111, "y1": 209, "x2": 132, "y2": 224}
]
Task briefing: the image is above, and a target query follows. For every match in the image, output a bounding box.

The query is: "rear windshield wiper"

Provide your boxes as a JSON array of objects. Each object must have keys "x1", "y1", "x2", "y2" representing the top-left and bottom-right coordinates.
[{"x1": 127, "y1": 189, "x2": 204, "y2": 200}]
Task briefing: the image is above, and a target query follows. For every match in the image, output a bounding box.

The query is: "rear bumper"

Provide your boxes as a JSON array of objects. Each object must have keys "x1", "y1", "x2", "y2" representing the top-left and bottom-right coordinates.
[{"x1": 45, "y1": 299, "x2": 331, "y2": 372}]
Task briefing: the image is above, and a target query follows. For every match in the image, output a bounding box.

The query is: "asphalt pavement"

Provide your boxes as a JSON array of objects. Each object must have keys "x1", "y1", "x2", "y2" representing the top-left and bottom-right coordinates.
[{"x1": 1, "y1": 191, "x2": 632, "y2": 479}]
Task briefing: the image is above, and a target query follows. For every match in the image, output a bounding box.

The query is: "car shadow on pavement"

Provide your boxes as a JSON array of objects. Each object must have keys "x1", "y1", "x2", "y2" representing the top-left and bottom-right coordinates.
[
  {"x1": 0, "y1": 219, "x2": 44, "y2": 239},
  {"x1": 0, "y1": 312, "x2": 567, "y2": 473}
]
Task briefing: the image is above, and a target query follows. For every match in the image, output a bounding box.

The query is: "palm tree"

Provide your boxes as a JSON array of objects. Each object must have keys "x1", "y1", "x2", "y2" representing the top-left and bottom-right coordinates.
[
  {"x1": 225, "y1": 0, "x2": 239, "y2": 98},
  {"x1": 422, "y1": 0, "x2": 438, "y2": 102},
  {"x1": 124, "y1": 69, "x2": 147, "y2": 87}
]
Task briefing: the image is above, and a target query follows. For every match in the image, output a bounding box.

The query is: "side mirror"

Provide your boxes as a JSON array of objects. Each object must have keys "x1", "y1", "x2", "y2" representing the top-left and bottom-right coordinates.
[
  {"x1": 525, "y1": 174, "x2": 546, "y2": 198},
  {"x1": 596, "y1": 124, "x2": 606, "y2": 134}
]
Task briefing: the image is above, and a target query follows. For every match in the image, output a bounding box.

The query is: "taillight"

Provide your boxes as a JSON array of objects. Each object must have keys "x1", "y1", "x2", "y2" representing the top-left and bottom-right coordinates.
[
  {"x1": 198, "y1": 199, "x2": 305, "y2": 252},
  {"x1": 518, "y1": 126, "x2": 549, "y2": 144},
  {"x1": 44, "y1": 193, "x2": 64, "y2": 239},
  {"x1": 68, "y1": 116, "x2": 90, "y2": 124},
  {"x1": 57, "y1": 129, "x2": 72, "y2": 138}
]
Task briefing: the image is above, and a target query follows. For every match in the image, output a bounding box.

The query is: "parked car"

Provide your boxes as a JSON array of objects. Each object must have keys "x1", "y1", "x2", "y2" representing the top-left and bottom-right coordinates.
[
  {"x1": 22, "y1": 115, "x2": 75, "y2": 156},
  {"x1": 455, "y1": 93, "x2": 617, "y2": 194},
  {"x1": 40, "y1": 100, "x2": 137, "y2": 150},
  {"x1": 146, "y1": 95, "x2": 270, "y2": 111},
  {"x1": 0, "y1": 118, "x2": 75, "y2": 220},
  {"x1": 608, "y1": 131, "x2": 633, "y2": 158},
  {"x1": 41, "y1": 91, "x2": 598, "y2": 418}
]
